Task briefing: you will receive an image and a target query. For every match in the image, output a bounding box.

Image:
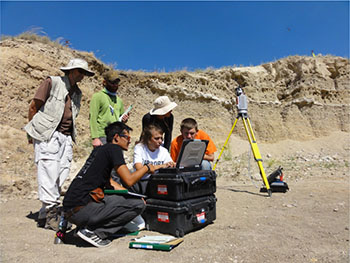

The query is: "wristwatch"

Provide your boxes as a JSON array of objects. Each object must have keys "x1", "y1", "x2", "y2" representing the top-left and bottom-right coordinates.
[{"x1": 144, "y1": 163, "x2": 150, "y2": 172}]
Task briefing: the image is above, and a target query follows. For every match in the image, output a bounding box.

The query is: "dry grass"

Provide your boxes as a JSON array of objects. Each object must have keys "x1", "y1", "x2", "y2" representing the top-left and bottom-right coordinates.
[{"x1": 1, "y1": 27, "x2": 66, "y2": 49}]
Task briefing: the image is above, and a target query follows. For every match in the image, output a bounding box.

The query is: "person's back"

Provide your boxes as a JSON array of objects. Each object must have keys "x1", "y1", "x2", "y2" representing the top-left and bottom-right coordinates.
[{"x1": 63, "y1": 143, "x2": 125, "y2": 209}]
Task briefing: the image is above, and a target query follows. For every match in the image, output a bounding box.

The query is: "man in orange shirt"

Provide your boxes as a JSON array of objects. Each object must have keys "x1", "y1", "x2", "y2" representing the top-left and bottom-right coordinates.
[{"x1": 170, "y1": 118, "x2": 217, "y2": 170}]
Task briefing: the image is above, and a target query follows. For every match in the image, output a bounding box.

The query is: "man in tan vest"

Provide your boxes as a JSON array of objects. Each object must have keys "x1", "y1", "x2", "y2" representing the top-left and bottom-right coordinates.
[{"x1": 24, "y1": 58, "x2": 94, "y2": 231}]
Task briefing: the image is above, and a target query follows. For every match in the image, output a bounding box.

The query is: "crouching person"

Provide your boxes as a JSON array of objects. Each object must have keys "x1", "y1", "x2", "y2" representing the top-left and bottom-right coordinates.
[{"x1": 63, "y1": 122, "x2": 155, "y2": 248}]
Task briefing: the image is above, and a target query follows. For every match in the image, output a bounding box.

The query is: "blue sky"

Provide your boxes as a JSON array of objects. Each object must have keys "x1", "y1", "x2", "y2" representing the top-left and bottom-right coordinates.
[{"x1": 1, "y1": 1, "x2": 349, "y2": 72}]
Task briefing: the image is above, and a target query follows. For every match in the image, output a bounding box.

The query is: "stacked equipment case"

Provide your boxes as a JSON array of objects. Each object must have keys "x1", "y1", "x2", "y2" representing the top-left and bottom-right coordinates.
[{"x1": 143, "y1": 140, "x2": 217, "y2": 237}]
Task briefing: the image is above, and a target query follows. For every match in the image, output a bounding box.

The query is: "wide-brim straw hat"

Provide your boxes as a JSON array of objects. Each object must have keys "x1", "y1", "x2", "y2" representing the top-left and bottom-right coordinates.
[
  {"x1": 150, "y1": 96, "x2": 177, "y2": 115},
  {"x1": 60, "y1": 58, "x2": 95, "y2": 76}
]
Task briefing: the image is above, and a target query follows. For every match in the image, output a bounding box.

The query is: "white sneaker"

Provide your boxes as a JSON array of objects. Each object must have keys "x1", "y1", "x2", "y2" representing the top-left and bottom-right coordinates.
[
  {"x1": 77, "y1": 228, "x2": 111, "y2": 248},
  {"x1": 123, "y1": 215, "x2": 146, "y2": 232}
]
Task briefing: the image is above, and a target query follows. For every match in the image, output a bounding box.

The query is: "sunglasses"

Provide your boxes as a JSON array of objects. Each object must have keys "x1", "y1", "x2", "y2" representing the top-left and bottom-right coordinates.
[{"x1": 119, "y1": 134, "x2": 131, "y2": 141}]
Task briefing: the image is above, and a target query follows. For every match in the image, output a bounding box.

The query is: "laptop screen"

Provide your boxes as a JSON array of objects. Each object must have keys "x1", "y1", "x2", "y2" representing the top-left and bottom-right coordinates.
[{"x1": 176, "y1": 139, "x2": 209, "y2": 169}]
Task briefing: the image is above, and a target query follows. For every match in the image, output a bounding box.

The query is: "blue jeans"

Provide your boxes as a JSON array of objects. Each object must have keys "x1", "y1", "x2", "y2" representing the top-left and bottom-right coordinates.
[{"x1": 201, "y1": 160, "x2": 212, "y2": 170}]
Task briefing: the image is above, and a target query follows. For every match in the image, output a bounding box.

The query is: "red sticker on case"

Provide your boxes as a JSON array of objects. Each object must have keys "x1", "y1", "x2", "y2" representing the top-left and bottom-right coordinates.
[
  {"x1": 157, "y1": 185, "x2": 168, "y2": 195},
  {"x1": 157, "y1": 212, "x2": 169, "y2": 223}
]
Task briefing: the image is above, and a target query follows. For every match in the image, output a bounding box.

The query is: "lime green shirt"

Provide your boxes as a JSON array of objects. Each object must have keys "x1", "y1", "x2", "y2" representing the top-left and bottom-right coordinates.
[{"x1": 89, "y1": 89, "x2": 124, "y2": 139}]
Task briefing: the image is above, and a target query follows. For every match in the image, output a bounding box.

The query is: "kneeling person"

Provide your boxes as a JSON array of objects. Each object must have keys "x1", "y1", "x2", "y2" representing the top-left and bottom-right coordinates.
[
  {"x1": 63, "y1": 122, "x2": 156, "y2": 248},
  {"x1": 170, "y1": 118, "x2": 217, "y2": 170}
]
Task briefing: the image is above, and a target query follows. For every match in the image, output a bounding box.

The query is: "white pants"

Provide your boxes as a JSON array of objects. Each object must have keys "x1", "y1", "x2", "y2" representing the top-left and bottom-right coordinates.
[{"x1": 34, "y1": 131, "x2": 73, "y2": 218}]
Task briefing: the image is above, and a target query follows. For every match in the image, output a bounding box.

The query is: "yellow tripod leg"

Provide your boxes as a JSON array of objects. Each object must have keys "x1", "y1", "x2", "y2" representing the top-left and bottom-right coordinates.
[
  {"x1": 213, "y1": 117, "x2": 239, "y2": 171},
  {"x1": 242, "y1": 117, "x2": 272, "y2": 196}
]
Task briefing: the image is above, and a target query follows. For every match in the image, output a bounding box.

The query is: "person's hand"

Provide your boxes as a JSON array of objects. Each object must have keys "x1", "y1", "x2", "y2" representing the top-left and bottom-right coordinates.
[
  {"x1": 27, "y1": 133, "x2": 33, "y2": 144},
  {"x1": 92, "y1": 138, "x2": 103, "y2": 148},
  {"x1": 164, "y1": 161, "x2": 176, "y2": 168},
  {"x1": 156, "y1": 162, "x2": 175, "y2": 170},
  {"x1": 121, "y1": 112, "x2": 129, "y2": 123}
]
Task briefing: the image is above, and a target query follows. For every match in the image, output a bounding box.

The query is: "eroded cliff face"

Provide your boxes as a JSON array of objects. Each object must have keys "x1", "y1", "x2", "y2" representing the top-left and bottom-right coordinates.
[
  {"x1": 120, "y1": 55, "x2": 349, "y2": 144},
  {"x1": 0, "y1": 38, "x2": 349, "y2": 196},
  {"x1": 1, "y1": 38, "x2": 349, "y2": 144}
]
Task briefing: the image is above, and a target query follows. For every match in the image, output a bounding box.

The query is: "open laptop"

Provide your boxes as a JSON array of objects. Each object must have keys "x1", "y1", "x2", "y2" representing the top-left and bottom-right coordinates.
[{"x1": 158, "y1": 139, "x2": 209, "y2": 173}]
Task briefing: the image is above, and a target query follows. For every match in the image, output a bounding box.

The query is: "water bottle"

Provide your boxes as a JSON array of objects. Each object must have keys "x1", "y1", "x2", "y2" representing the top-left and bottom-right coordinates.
[{"x1": 54, "y1": 213, "x2": 68, "y2": 244}]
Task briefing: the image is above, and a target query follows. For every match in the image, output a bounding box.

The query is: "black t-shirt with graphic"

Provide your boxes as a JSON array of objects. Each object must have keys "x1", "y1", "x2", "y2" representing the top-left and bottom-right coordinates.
[{"x1": 63, "y1": 144, "x2": 125, "y2": 210}]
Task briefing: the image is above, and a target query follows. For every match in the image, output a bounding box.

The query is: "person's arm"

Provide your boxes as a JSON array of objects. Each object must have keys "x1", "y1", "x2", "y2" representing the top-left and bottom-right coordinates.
[
  {"x1": 27, "y1": 79, "x2": 52, "y2": 143},
  {"x1": 170, "y1": 139, "x2": 180, "y2": 162},
  {"x1": 116, "y1": 164, "x2": 155, "y2": 188},
  {"x1": 92, "y1": 138, "x2": 103, "y2": 147},
  {"x1": 134, "y1": 162, "x2": 174, "y2": 171},
  {"x1": 28, "y1": 99, "x2": 45, "y2": 121},
  {"x1": 27, "y1": 99, "x2": 45, "y2": 144},
  {"x1": 199, "y1": 130, "x2": 217, "y2": 162},
  {"x1": 109, "y1": 178, "x2": 126, "y2": 190},
  {"x1": 161, "y1": 117, "x2": 171, "y2": 150},
  {"x1": 89, "y1": 94, "x2": 103, "y2": 147},
  {"x1": 203, "y1": 153, "x2": 214, "y2": 162},
  {"x1": 134, "y1": 163, "x2": 144, "y2": 171},
  {"x1": 28, "y1": 78, "x2": 52, "y2": 121}
]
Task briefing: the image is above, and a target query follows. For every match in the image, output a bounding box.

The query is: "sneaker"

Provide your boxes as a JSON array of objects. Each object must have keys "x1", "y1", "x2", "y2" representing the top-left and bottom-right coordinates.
[
  {"x1": 123, "y1": 215, "x2": 146, "y2": 232},
  {"x1": 77, "y1": 228, "x2": 111, "y2": 248},
  {"x1": 45, "y1": 207, "x2": 59, "y2": 231},
  {"x1": 37, "y1": 206, "x2": 47, "y2": 228},
  {"x1": 36, "y1": 218, "x2": 46, "y2": 228}
]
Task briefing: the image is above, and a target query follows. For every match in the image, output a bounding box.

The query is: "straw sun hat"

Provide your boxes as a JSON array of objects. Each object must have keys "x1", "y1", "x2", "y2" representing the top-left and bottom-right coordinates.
[{"x1": 149, "y1": 96, "x2": 177, "y2": 115}]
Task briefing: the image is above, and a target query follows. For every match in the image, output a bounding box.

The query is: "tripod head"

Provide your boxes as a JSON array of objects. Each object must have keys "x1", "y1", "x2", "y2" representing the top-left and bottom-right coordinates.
[{"x1": 235, "y1": 86, "x2": 248, "y2": 116}]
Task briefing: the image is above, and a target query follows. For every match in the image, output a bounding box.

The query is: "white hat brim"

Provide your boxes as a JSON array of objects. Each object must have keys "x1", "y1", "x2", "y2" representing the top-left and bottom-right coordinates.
[
  {"x1": 150, "y1": 102, "x2": 177, "y2": 115},
  {"x1": 60, "y1": 66, "x2": 95, "y2": 76}
]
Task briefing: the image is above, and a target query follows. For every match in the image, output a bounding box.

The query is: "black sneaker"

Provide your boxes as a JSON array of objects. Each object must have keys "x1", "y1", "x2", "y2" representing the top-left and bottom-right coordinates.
[
  {"x1": 36, "y1": 218, "x2": 46, "y2": 228},
  {"x1": 77, "y1": 228, "x2": 111, "y2": 248}
]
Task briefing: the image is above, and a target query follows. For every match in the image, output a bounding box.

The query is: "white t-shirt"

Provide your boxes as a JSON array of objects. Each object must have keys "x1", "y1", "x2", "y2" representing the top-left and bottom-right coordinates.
[{"x1": 133, "y1": 143, "x2": 172, "y2": 180}]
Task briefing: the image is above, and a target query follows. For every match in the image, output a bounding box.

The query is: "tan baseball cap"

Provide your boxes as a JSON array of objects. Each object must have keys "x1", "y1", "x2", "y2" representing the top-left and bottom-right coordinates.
[{"x1": 103, "y1": 70, "x2": 121, "y2": 83}]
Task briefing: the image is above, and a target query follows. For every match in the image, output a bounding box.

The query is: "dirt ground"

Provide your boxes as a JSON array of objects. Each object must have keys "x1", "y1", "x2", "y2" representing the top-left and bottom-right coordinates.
[{"x1": 0, "y1": 132, "x2": 349, "y2": 263}]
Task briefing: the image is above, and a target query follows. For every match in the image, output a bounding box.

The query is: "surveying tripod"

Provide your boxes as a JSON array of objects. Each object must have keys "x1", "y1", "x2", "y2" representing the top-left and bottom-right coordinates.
[{"x1": 213, "y1": 87, "x2": 272, "y2": 196}]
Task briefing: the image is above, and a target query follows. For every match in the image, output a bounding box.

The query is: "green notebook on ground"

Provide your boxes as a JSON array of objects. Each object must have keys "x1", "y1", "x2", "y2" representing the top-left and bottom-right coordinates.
[{"x1": 129, "y1": 235, "x2": 184, "y2": 251}]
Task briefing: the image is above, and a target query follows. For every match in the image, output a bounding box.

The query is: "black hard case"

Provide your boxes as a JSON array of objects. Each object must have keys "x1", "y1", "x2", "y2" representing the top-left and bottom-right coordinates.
[
  {"x1": 146, "y1": 170, "x2": 217, "y2": 201},
  {"x1": 143, "y1": 195, "x2": 217, "y2": 237}
]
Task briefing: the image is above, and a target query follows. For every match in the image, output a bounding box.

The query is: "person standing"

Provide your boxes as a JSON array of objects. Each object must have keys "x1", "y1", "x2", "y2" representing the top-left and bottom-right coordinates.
[
  {"x1": 89, "y1": 70, "x2": 129, "y2": 148},
  {"x1": 24, "y1": 58, "x2": 95, "y2": 230},
  {"x1": 142, "y1": 96, "x2": 177, "y2": 151}
]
